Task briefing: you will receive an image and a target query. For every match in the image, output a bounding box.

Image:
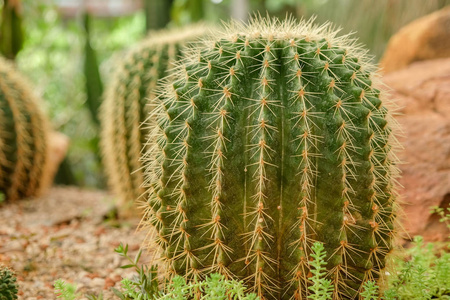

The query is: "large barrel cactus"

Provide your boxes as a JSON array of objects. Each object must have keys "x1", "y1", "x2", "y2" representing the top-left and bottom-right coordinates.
[
  {"x1": 141, "y1": 18, "x2": 400, "y2": 299},
  {"x1": 100, "y1": 25, "x2": 209, "y2": 213},
  {"x1": 0, "y1": 57, "x2": 49, "y2": 201}
]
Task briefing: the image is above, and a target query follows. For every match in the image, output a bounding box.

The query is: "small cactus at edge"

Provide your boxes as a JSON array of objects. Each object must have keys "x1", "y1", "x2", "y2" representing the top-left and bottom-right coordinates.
[
  {"x1": 100, "y1": 25, "x2": 210, "y2": 213},
  {"x1": 0, "y1": 265, "x2": 18, "y2": 300},
  {"x1": 141, "y1": 17, "x2": 401, "y2": 300},
  {"x1": 0, "y1": 57, "x2": 49, "y2": 201}
]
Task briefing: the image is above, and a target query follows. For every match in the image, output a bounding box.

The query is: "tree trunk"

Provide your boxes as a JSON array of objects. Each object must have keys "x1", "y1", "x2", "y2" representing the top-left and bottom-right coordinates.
[
  {"x1": 0, "y1": 0, "x2": 24, "y2": 60},
  {"x1": 144, "y1": 0, "x2": 173, "y2": 31}
]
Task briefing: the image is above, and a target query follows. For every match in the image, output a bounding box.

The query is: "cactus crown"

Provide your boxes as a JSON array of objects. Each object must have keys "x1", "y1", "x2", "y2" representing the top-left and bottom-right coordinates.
[
  {"x1": 141, "y1": 17, "x2": 400, "y2": 300},
  {"x1": 100, "y1": 25, "x2": 210, "y2": 213},
  {"x1": 0, "y1": 57, "x2": 49, "y2": 201},
  {"x1": 0, "y1": 266, "x2": 18, "y2": 300}
]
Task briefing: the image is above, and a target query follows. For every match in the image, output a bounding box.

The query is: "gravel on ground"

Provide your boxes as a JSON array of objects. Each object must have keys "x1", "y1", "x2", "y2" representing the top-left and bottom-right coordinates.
[{"x1": 0, "y1": 186, "x2": 154, "y2": 300}]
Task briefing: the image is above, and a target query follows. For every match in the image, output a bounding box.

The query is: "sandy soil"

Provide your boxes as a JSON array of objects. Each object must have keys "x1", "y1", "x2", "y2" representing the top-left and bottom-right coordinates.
[{"x1": 0, "y1": 186, "x2": 153, "y2": 300}]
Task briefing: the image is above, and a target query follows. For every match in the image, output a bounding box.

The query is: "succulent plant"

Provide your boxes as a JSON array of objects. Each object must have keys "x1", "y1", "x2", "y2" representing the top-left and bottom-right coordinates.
[
  {"x1": 0, "y1": 265, "x2": 18, "y2": 300},
  {"x1": 0, "y1": 57, "x2": 49, "y2": 201},
  {"x1": 100, "y1": 25, "x2": 209, "y2": 214},
  {"x1": 141, "y1": 17, "x2": 400, "y2": 299}
]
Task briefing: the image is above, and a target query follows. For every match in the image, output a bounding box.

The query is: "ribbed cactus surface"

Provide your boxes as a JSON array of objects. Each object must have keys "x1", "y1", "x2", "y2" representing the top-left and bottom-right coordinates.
[
  {"x1": 0, "y1": 266, "x2": 18, "y2": 300},
  {"x1": 0, "y1": 57, "x2": 49, "y2": 201},
  {"x1": 142, "y1": 18, "x2": 400, "y2": 299},
  {"x1": 100, "y1": 25, "x2": 209, "y2": 213}
]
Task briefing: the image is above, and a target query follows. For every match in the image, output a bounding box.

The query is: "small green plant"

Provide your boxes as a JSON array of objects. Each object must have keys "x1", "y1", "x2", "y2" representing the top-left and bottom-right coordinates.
[
  {"x1": 431, "y1": 205, "x2": 450, "y2": 238},
  {"x1": 112, "y1": 243, "x2": 159, "y2": 299},
  {"x1": 54, "y1": 279, "x2": 78, "y2": 300},
  {"x1": 53, "y1": 238, "x2": 449, "y2": 299},
  {"x1": 53, "y1": 243, "x2": 159, "y2": 300},
  {"x1": 54, "y1": 279, "x2": 102, "y2": 300},
  {"x1": 0, "y1": 192, "x2": 4, "y2": 204},
  {"x1": 360, "y1": 281, "x2": 378, "y2": 300},
  {"x1": 158, "y1": 273, "x2": 258, "y2": 300},
  {"x1": 383, "y1": 236, "x2": 450, "y2": 299},
  {"x1": 0, "y1": 265, "x2": 18, "y2": 300},
  {"x1": 431, "y1": 206, "x2": 450, "y2": 225},
  {"x1": 308, "y1": 242, "x2": 333, "y2": 300}
]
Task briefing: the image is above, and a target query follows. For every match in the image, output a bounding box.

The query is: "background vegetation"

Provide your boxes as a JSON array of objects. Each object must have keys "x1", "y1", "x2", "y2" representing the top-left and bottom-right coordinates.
[{"x1": 2, "y1": 0, "x2": 449, "y2": 187}]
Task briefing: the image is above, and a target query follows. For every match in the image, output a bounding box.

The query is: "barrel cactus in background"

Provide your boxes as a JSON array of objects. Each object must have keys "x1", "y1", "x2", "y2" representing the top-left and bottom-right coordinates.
[
  {"x1": 141, "y1": 17, "x2": 401, "y2": 299},
  {"x1": 0, "y1": 57, "x2": 49, "y2": 201},
  {"x1": 100, "y1": 25, "x2": 210, "y2": 214},
  {"x1": 0, "y1": 265, "x2": 18, "y2": 300}
]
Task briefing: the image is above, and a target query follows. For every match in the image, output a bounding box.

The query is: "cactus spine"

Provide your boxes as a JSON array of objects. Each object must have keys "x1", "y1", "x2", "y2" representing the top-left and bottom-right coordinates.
[
  {"x1": 0, "y1": 265, "x2": 18, "y2": 300},
  {"x1": 0, "y1": 57, "x2": 49, "y2": 201},
  {"x1": 141, "y1": 18, "x2": 400, "y2": 299},
  {"x1": 100, "y1": 25, "x2": 209, "y2": 213}
]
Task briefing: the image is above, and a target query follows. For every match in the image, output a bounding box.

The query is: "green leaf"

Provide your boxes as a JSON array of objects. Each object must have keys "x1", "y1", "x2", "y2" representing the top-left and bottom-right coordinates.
[
  {"x1": 134, "y1": 249, "x2": 142, "y2": 265},
  {"x1": 111, "y1": 288, "x2": 128, "y2": 300},
  {"x1": 120, "y1": 264, "x2": 135, "y2": 269}
]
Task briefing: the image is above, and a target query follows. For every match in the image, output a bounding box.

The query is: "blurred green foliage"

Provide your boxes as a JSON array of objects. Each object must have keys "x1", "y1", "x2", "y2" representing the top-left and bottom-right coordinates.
[
  {"x1": 1, "y1": 0, "x2": 448, "y2": 187},
  {"x1": 15, "y1": 1, "x2": 145, "y2": 186}
]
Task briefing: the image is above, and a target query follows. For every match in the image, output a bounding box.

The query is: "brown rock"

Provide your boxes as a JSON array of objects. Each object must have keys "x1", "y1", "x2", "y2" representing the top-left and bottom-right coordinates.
[
  {"x1": 380, "y1": 6, "x2": 450, "y2": 74},
  {"x1": 383, "y1": 58, "x2": 450, "y2": 242},
  {"x1": 40, "y1": 131, "x2": 70, "y2": 194}
]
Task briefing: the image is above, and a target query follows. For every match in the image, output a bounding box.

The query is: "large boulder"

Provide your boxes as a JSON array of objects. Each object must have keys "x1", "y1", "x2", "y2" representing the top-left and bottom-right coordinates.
[
  {"x1": 380, "y1": 6, "x2": 450, "y2": 73},
  {"x1": 384, "y1": 58, "x2": 450, "y2": 242}
]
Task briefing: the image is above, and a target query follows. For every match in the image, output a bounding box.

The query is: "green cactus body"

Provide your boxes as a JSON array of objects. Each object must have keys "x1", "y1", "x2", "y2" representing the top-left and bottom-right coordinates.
[
  {"x1": 0, "y1": 57, "x2": 49, "y2": 201},
  {"x1": 0, "y1": 266, "x2": 18, "y2": 300},
  {"x1": 100, "y1": 25, "x2": 209, "y2": 213},
  {"x1": 142, "y1": 18, "x2": 400, "y2": 299}
]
